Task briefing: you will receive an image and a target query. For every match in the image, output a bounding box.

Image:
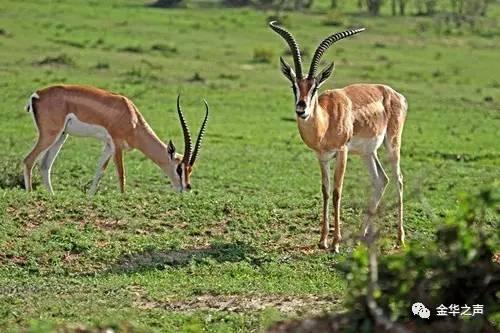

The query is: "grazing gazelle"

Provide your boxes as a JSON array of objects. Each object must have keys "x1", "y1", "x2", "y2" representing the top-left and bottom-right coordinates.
[
  {"x1": 269, "y1": 22, "x2": 407, "y2": 251},
  {"x1": 23, "y1": 85, "x2": 208, "y2": 195}
]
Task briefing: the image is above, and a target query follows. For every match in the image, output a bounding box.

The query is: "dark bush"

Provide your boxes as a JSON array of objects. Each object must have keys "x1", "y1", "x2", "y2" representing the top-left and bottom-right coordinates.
[
  {"x1": 150, "y1": 0, "x2": 183, "y2": 8},
  {"x1": 222, "y1": 0, "x2": 251, "y2": 7}
]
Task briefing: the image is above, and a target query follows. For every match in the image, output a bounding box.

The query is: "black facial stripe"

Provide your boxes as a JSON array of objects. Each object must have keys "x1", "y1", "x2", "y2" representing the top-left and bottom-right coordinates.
[
  {"x1": 176, "y1": 165, "x2": 182, "y2": 178},
  {"x1": 291, "y1": 85, "x2": 297, "y2": 99},
  {"x1": 310, "y1": 84, "x2": 318, "y2": 103}
]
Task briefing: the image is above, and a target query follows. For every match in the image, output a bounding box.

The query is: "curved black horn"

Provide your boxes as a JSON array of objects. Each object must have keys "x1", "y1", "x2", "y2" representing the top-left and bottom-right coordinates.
[
  {"x1": 269, "y1": 21, "x2": 303, "y2": 79},
  {"x1": 308, "y1": 28, "x2": 365, "y2": 78},
  {"x1": 177, "y1": 95, "x2": 192, "y2": 165},
  {"x1": 190, "y1": 100, "x2": 209, "y2": 167}
]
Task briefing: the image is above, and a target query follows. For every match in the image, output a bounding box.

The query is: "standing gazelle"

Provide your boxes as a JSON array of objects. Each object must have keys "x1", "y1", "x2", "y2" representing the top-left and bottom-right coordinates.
[
  {"x1": 23, "y1": 84, "x2": 208, "y2": 195},
  {"x1": 269, "y1": 22, "x2": 407, "y2": 252}
]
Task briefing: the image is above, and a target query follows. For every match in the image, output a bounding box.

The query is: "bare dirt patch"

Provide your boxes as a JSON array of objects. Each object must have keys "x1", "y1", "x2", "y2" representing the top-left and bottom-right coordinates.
[
  {"x1": 93, "y1": 217, "x2": 128, "y2": 231},
  {"x1": 134, "y1": 294, "x2": 340, "y2": 315}
]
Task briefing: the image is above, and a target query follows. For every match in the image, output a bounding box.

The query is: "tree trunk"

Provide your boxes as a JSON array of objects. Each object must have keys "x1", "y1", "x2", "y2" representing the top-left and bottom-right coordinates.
[
  {"x1": 304, "y1": 0, "x2": 314, "y2": 9},
  {"x1": 399, "y1": 0, "x2": 406, "y2": 15},
  {"x1": 480, "y1": 0, "x2": 489, "y2": 16},
  {"x1": 414, "y1": 0, "x2": 423, "y2": 15},
  {"x1": 392, "y1": 0, "x2": 396, "y2": 15},
  {"x1": 458, "y1": 0, "x2": 464, "y2": 14},
  {"x1": 366, "y1": 0, "x2": 383, "y2": 15},
  {"x1": 424, "y1": 0, "x2": 437, "y2": 15}
]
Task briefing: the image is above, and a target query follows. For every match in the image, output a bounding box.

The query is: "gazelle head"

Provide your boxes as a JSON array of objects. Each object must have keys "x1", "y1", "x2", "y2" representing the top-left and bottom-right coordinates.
[
  {"x1": 269, "y1": 21, "x2": 365, "y2": 119},
  {"x1": 166, "y1": 95, "x2": 209, "y2": 192}
]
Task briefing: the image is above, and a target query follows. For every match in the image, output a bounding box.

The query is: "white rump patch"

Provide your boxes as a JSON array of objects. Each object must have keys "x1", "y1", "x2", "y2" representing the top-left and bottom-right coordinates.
[{"x1": 25, "y1": 92, "x2": 39, "y2": 112}]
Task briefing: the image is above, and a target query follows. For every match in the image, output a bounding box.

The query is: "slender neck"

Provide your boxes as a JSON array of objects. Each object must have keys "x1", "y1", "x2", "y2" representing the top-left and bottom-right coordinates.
[{"x1": 133, "y1": 123, "x2": 171, "y2": 171}]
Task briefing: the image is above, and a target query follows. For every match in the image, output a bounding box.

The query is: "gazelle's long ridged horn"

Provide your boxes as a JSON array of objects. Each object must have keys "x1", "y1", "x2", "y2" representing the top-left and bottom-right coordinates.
[
  {"x1": 189, "y1": 100, "x2": 209, "y2": 167},
  {"x1": 177, "y1": 95, "x2": 192, "y2": 165},
  {"x1": 308, "y1": 28, "x2": 365, "y2": 78},
  {"x1": 269, "y1": 21, "x2": 303, "y2": 79}
]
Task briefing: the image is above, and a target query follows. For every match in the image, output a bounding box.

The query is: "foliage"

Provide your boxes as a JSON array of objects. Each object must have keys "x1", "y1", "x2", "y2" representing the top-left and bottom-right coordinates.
[
  {"x1": 253, "y1": 47, "x2": 274, "y2": 63},
  {"x1": 322, "y1": 10, "x2": 348, "y2": 26},
  {"x1": 366, "y1": 0, "x2": 385, "y2": 15},
  {"x1": 151, "y1": 0, "x2": 184, "y2": 8},
  {"x1": 222, "y1": 0, "x2": 252, "y2": 7},
  {"x1": 342, "y1": 185, "x2": 500, "y2": 331}
]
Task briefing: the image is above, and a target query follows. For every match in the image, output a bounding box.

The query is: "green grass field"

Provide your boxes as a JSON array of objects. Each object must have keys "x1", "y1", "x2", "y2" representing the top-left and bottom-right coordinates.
[{"x1": 0, "y1": 1, "x2": 498, "y2": 332}]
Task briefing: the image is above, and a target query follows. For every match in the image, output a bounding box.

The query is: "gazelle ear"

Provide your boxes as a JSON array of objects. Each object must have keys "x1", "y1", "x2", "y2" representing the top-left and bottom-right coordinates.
[
  {"x1": 280, "y1": 56, "x2": 296, "y2": 83},
  {"x1": 167, "y1": 140, "x2": 176, "y2": 159},
  {"x1": 316, "y1": 62, "x2": 335, "y2": 87}
]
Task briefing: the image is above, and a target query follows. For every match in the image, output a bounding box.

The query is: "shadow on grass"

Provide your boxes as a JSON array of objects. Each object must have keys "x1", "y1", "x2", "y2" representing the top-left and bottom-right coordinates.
[
  {"x1": 110, "y1": 242, "x2": 264, "y2": 273},
  {"x1": 0, "y1": 159, "x2": 33, "y2": 190},
  {"x1": 0, "y1": 173, "x2": 26, "y2": 189}
]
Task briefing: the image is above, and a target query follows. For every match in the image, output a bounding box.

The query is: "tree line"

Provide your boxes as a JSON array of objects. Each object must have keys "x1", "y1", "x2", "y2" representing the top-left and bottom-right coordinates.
[{"x1": 152, "y1": 0, "x2": 494, "y2": 18}]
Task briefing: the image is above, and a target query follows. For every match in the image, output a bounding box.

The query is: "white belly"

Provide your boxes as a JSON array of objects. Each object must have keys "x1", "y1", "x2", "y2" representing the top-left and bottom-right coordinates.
[
  {"x1": 64, "y1": 113, "x2": 111, "y2": 141},
  {"x1": 347, "y1": 133, "x2": 385, "y2": 155}
]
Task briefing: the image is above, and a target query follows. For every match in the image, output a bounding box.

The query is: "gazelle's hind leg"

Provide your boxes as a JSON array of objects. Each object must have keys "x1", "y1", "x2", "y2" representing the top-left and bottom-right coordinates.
[
  {"x1": 318, "y1": 156, "x2": 332, "y2": 249},
  {"x1": 385, "y1": 138, "x2": 404, "y2": 246},
  {"x1": 23, "y1": 132, "x2": 62, "y2": 191},
  {"x1": 87, "y1": 141, "x2": 115, "y2": 197},
  {"x1": 386, "y1": 92, "x2": 407, "y2": 246},
  {"x1": 361, "y1": 152, "x2": 389, "y2": 238},
  {"x1": 40, "y1": 133, "x2": 68, "y2": 194}
]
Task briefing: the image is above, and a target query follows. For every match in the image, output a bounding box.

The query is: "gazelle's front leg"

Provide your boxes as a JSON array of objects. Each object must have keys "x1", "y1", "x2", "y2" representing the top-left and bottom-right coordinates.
[
  {"x1": 332, "y1": 149, "x2": 348, "y2": 253},
  {"x1": 113, "y1": 146, "x2": 126, "y2": 193},
  {"x1": 318, "y1": 156, "x2": 332, "y2": 249}
]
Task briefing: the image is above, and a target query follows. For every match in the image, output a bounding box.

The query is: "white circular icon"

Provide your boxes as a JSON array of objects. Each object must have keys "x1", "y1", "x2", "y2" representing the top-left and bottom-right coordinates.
[
  {"x1": 412, "y1": 302, "x2": 430, "y2": 319},
  {"x1": 419, "y1": 307, "x2": 430, "y2": 319}
]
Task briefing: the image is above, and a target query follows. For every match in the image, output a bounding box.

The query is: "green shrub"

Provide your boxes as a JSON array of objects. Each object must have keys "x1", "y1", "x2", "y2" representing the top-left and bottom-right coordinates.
[
  {"x1": 150, "y1": 0, "x2": 184, "y2": 8},
  {"x1": 151, "y1": 43, "x2": 178, "y2": 54},
  {"x1": 341, "y1": 184, "x2": 499, "y2": 331},
  {"x1": 322, "y1": 10, "x2": 347, "y2": 27},
  {"x1": 253, "y1": 47, "x2": 274, "y2": 63}
]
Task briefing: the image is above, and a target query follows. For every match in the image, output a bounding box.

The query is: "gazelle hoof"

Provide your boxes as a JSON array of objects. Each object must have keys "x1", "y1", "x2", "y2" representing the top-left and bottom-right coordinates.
[
  {"x1": 332, "y1": 243, "x2": 340, "y2": 253},
  {"x1": 318, "y1": 241, "x2": 329, "y2": 250}
]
